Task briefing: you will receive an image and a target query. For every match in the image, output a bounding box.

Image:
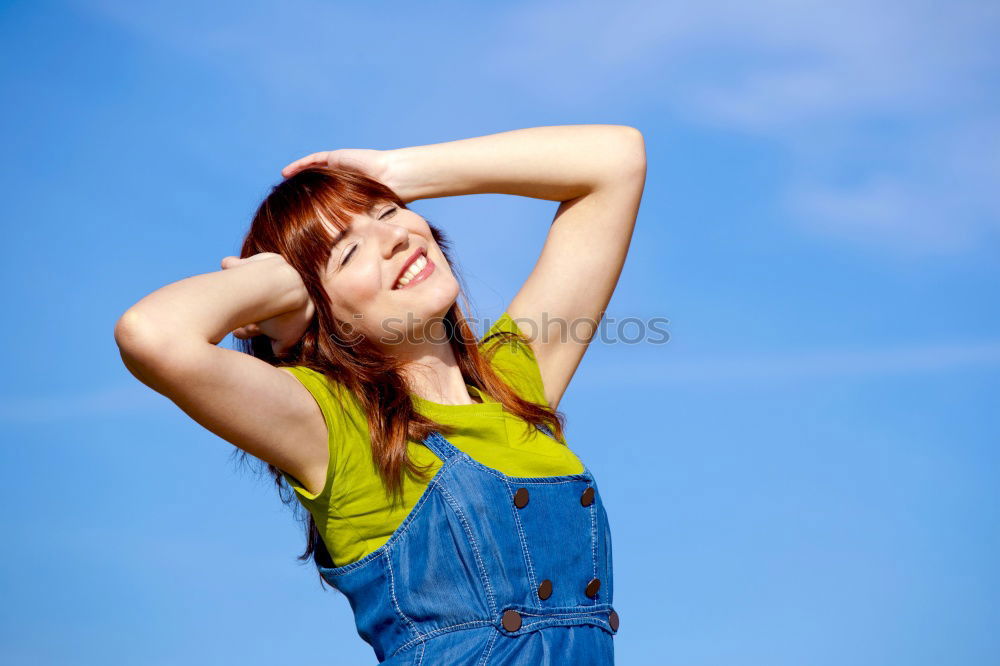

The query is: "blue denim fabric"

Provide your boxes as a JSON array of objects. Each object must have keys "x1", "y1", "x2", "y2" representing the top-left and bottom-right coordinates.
[{"x1": 315, "y1": 428, "x2": 617, "y2": 664}]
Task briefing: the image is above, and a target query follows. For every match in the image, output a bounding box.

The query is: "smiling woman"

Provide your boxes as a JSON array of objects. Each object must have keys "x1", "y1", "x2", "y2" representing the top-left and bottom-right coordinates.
[
  {"x1": 114, "y1": 124, "x2": 645, "y2": 665},
  {"x1": 229, "y1": 165, "x2": 567, "y2": 507}
]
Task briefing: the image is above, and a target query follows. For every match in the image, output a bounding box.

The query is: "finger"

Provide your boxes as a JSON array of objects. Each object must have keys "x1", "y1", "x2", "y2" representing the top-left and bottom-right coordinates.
[
  {"x1": 241, "y1": 252, "x2": 280, "y2": 264},
  {"x1": 233, "y1": 322, "x2": 262, "y2": 338},
  {"x1": 281, "y1": 153, "x2": 315, "y2": 178},
  {"x1": 281, "y1": 153, "x2": 324, "y2": 178},
  {"x1": 281, "y1": 161, "x2": 314, "y2": 178}
]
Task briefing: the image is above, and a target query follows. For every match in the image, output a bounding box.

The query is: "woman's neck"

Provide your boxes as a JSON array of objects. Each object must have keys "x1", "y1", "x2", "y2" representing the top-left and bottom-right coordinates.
[{"x1": 399, "y1": 343, "x2": 480, "y2": 406}]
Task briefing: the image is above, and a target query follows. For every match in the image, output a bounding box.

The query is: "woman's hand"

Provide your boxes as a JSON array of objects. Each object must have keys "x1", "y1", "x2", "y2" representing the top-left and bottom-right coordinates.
[
  {"x1": 280, "y1": 148, "x2": 391, "y2": 183},
  {"x1": 220, "y1": 253, "x2": 316, "y2": 356}
]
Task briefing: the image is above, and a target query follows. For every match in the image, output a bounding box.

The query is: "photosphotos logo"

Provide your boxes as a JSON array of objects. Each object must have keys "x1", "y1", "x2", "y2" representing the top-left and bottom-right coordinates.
[{"x1": 332, "y1": 312, "x2": 670, "y2": 346}]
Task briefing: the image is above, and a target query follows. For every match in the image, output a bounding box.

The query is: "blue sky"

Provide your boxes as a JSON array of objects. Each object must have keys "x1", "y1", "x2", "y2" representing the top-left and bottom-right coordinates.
[{"x1": 2, "y1": 1, "x2": 998, "y2": 664}]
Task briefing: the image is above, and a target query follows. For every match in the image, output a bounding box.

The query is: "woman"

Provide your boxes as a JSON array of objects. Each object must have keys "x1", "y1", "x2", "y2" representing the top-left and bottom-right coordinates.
[{"x1": 114, "y1": 124, "x2": 647, "y2": 664}]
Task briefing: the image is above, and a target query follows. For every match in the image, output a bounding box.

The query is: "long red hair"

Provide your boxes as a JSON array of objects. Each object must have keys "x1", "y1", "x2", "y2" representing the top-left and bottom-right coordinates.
[{"x1": 233, "y1": 166, "x2": 567, "y2": 575}]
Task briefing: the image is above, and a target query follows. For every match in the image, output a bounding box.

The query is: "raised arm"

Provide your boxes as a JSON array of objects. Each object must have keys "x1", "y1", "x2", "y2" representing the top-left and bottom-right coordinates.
[
  {"x1": 113, "y1": 254, "x2": 332, "y2": 497},
  {"x1": 383, "y1": 124, "x2": 647, "y2": 408}
]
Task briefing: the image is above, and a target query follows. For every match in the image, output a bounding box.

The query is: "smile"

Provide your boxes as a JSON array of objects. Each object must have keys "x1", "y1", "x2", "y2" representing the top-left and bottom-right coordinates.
[{"x1": 393, "y1": 251, "x2": 435, "y2": 290}]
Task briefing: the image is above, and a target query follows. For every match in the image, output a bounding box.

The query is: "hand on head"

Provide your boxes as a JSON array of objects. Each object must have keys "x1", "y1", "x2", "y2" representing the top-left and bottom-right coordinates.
[{"x1": 280, "y1": 148, "x2": 391, "y2": 182}]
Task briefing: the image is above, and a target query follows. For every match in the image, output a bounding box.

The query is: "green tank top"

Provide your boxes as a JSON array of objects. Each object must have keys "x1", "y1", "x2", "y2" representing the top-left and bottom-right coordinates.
[{"x1": 278, "y1": 312, "x2": 585, "y2": 567}]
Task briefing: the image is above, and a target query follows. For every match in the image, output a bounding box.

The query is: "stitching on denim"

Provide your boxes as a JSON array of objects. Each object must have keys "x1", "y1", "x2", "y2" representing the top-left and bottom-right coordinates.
[
  {"x1": 425, "y1": 431, "x2": 458, "y2": 461},
  {"x1": 603, "y1": 503, "x2": 614, "y2": 604},
  {"x1": 515, "y1": 605, "x2": 613, "y2": 619},
  {"x1": 384, "y1": 550, "x2": 425, "y2": 649},
  {"x1": 495, "y1": 605, "x2": 617, "y2": 636},
  {"x1": 511, "y1": 610, "x2": 615, "y2": 635},
  {"x1": 395, "y1": 620, "x2": 494, "y2": 654},
  {"x1": 590, "y1": 493, "x2": 598, "y2": 602},
  {"x1": 504, "y1": 479, "x2": 538, "y2": 596},
  {"x1": 521, "y1": 614, "x2": 610, "y2": 623},
  {"x1": 438, "y1": 483, "x2": 498, "y2": 616},
  {"x1": 515, "y1": 616, "x2": 614, "y2": 635},
  {"x1": 478, "y1": 627, "x2": 499, "y2": 666},
  {"x1": 391, "y1": 604, "x2": 617, "y2": 656},
  {"x1": 318, "y1": 456, "x2": 458, "y2": 576}
]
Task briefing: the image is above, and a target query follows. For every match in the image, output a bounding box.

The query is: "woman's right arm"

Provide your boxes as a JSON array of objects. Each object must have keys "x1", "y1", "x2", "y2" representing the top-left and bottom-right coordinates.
[{"x1": 113, "y1": 255, "x2": 330, "y2": 496}]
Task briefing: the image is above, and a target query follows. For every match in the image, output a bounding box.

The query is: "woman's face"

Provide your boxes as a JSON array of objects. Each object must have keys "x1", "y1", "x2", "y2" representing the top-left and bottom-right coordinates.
[{"x1": 319, "y1": 201, "x2": 460, "y2": 351}]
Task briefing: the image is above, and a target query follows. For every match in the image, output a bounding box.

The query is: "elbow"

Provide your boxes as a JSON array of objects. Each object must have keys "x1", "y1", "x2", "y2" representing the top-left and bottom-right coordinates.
[
  {"x1": 595, "y1": 126, "x2": 646, "y2": 193},
  {"x1": 598, "y1": 125, "x2": 645, "y2": 185},
  {"x1": 114, "y1": 309, "x2": 165, "y2": 388},
  {"x1": 114, "y1": 309, "x2": 152, "y2": 354},
  {"x1": 114, "y1": 308, "x2": 175, "y2": 371},
  {"x1": 115, "y1": 309, "x2": 203, "y2": 389},
  {"x1": 619, "y1": 126, "x2": 646, "y2": 179}
]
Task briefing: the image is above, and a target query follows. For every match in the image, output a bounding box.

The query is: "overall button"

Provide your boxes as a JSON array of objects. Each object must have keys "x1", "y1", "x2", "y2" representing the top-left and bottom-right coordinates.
[
  {"x1": 580, "y1": 487, "x2": 595, "y2": 506},
  {"x1": 513, "y1": 487, "x2": 530, "y2": 509},
  {"x1": 585, "y1": 577, "x2": 601, "y2": 598},
  {"x1": 537, "y1": 579, "x2": 553, "y2": 600},
  {"x1": 502, "y1": 609, "x2": 522, "y2": 632},
  {"x1": 609, "y1": 609, "x2": 620, "y2": 632}
]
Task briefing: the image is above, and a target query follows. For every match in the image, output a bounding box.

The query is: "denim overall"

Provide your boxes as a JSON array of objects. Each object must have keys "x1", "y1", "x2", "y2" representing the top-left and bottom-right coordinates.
[{"x1": 314, "y1": 428, "x2": 618, "y2": 664}]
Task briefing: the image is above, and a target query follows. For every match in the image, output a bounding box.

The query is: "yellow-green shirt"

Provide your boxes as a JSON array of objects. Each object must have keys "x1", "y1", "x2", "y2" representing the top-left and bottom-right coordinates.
[{"x1": 279, "y1": 312, "x2": 585, "y2": 567}]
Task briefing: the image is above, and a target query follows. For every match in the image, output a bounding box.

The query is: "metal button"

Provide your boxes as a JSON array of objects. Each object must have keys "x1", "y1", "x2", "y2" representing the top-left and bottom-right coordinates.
[
  {"x1": 580, "y1": 487, "x2": 595, "y2": 506},
  {"x1": 609, "y1": 609, "x2": 620, "y2": 632},
  {"x1": 585, "y1": 577, "x2": 601, "y2": 598},
  {"x1": 537, "y1": 579, "x2": 553, "y2": 600},
  {"x1": 513, "y1": 487, "x2": 530, "y2": 509},
  {"x1": 502, "y1": 609, "x2": 522, "y2": 632}
]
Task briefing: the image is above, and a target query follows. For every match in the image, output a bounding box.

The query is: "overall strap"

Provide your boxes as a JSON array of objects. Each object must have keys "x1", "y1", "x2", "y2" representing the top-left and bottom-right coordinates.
[{"x1": 422, "y1": 431, "x2": 460, "y2": 461}]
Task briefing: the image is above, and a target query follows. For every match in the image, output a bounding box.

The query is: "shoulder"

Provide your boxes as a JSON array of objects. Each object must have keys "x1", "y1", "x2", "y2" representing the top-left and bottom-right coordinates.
[{"x1": 479, "y1": 312, "x2": 548, "y2": 407}]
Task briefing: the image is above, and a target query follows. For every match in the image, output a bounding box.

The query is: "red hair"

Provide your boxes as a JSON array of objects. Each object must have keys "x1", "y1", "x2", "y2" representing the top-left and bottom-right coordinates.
[{"x1": 233, "y1": 166, "x2": 567, "y2": 573}]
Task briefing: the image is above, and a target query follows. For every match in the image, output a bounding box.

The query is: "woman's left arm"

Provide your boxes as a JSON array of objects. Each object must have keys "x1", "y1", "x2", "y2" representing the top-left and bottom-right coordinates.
[{"x1": 385, "y1": 124, "x2": 647, "y2": 409}]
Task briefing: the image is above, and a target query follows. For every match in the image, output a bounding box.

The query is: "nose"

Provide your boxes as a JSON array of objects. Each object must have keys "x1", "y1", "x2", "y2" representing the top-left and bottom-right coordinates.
[{"x1": 380, "y1": 220, "x2": 409, "y2": 259}]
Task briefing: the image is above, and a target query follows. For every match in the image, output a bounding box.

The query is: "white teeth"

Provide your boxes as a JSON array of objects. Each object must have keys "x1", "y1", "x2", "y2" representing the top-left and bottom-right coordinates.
[{"x1": 395, "y1": 254, "x2": 427, "y2": 288}]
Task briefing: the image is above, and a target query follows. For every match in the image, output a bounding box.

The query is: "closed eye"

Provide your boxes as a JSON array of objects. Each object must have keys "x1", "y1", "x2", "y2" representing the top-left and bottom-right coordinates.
[{"x1": 340, "y1": 207, "x2": 397, "y2": 266}]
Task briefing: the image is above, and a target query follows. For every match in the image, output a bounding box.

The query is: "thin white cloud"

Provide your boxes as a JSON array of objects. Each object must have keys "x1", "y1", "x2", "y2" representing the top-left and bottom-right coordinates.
[
  {"x1": 490, "y1": 0, "x2": 1000, "y2": 255},
  {"x1": 786, "y1": 177, "x2": 980, "y2": 255},
  {"x1": 84, "y1": 0, "x2": 1000, "y2": 254}
]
